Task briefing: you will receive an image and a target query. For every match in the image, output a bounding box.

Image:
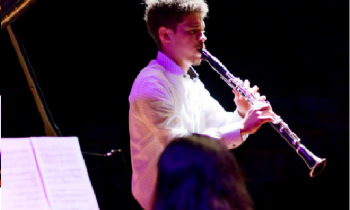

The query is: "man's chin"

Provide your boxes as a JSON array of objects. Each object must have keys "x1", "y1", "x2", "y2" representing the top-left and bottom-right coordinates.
[{"x1": 192, "y1": 58, "x2": 202, "y2": 66}]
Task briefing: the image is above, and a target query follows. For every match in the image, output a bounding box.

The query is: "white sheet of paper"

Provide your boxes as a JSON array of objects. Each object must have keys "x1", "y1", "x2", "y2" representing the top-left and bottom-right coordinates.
[
  {"x1": 2, "y1": 138, "x2": 50, "y2": 210},
  {"x1": 31, "y1": 137, "x2": 99, "y2": 210}
]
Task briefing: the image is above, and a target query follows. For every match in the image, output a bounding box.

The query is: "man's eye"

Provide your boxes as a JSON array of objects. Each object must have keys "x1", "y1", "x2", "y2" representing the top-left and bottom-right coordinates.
[{"x1": 188, "y1": 29, "x2": 204, "y2": 34}]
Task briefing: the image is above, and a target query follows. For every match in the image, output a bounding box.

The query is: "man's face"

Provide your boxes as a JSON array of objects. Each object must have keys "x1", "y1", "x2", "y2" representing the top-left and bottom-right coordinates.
[{"x1": 169, "y1": 12, "x2": 206, "y2": 67}]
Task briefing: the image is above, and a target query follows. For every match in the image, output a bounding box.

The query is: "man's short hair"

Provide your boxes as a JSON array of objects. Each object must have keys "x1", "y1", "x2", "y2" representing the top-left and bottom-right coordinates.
[{"x1": 144, "y1": 0, "x2": 209, "y2": 48}]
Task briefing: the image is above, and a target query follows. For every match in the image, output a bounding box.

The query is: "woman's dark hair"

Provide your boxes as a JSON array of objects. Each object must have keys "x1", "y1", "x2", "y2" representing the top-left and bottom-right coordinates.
[{"x1": 152, "y1": 134, "x2": 254, "y2": 210}]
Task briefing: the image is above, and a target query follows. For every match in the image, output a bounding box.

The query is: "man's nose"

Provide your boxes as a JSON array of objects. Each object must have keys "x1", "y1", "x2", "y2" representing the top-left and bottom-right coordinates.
[{"x1": 199, "y1": 32, "x2": 207, "y2": 42}]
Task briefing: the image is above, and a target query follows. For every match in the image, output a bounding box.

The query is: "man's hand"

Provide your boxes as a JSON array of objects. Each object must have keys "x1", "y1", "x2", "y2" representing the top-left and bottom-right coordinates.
[
  {"x1": 238, "y1": 101, "x2": 279, "y2": 135},
  {"x1": 233, "y1": 79, "x2": 266, "y2": 118}
]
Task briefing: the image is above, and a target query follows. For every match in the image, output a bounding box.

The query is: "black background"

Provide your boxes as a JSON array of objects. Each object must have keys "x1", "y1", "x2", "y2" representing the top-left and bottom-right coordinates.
[{"x1": 2, "y1": 0, "x2": 349, "y2": 209}]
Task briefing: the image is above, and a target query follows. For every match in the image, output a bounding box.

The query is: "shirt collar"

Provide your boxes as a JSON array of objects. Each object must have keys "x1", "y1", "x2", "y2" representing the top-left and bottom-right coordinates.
[
  {"x1": 155, "y1": 51, "x2": 199, "y2": 81},
  {"x1": 156, "y1": 51, "x2": 185, "y2": 76}
]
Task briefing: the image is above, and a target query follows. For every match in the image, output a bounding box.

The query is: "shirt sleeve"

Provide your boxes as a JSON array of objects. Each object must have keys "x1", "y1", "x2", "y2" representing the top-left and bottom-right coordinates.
[
  {"x1": 130, "y1": 76, "x2": 190, "y2": 148},
  {"x1": 199, "y1": 82, "x2": 249, "y2": 149}
]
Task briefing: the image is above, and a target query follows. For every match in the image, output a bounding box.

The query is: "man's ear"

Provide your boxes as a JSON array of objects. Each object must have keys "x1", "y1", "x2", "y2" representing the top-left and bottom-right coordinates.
[{"x1": 158, "y1": 26, "x2": 171, "y2": 44}]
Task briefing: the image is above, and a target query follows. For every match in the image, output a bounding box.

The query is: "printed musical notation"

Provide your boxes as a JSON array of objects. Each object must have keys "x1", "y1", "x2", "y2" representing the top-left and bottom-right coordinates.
[{"x1": 2, "y1": 137, "x2": 100, "y2": 210}]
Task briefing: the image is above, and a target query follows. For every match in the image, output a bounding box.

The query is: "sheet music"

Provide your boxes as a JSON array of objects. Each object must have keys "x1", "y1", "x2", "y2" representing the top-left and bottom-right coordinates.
[
  {"x1": 31, "y1": 137, "x2": 99, "y2": 210},
  {"x1": 2, "y1": 138, "x2": 50, "y2": 210}
]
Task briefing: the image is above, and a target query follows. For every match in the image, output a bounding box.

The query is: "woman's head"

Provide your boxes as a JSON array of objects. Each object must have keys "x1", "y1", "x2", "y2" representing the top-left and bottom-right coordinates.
[{"x1": 153, "y1": 134, "x2": 254, "y2": 210}]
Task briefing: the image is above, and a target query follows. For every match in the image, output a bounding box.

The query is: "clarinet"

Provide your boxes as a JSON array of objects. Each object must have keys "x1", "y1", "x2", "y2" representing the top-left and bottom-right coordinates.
[{"x1": 200, "y1": 48, "x2": 327, "y2": 177}]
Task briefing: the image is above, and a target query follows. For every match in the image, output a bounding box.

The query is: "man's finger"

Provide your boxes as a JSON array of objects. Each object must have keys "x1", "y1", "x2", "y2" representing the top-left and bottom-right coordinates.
[
  {"x1": 258, "y1": 116, "x2": 275, "y2": 124},
  {"x1": 252, "y1": 85, "x2": 259, "y2": 93},
  {"x1": 259, "y1": 110, "x2": 280, "y2": 123},
  {"x1": 244, "y1": 79, "x2": 250, "y2": 88},
  {"x1": 252, "y1": 102, "x2": 272, "y2": 111},
  {"x1": 256, "y1": 95, "x2": 266, "y2": 101}
]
